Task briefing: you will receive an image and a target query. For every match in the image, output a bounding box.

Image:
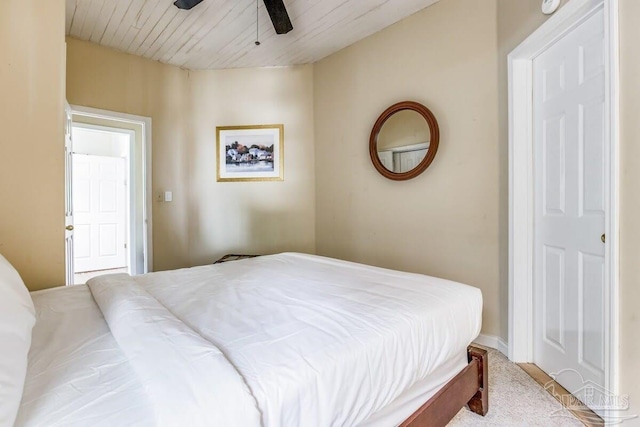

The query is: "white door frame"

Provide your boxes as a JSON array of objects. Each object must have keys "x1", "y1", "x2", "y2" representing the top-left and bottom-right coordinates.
[
  {"x1": 70, "y1": 105, "x2": 153, "y2": 274},
  {"x1": 508, "y1": 0, "x2": 619, "y2": 411}
]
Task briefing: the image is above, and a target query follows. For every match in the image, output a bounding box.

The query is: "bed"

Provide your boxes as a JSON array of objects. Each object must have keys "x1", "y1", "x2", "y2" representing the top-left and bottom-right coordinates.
[{"x1": 3, "y1": 252, "x2": 487, "y2": 427}]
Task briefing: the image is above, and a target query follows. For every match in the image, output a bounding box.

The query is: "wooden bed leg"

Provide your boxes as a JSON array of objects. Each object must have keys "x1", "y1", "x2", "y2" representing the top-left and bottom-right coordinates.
[{"x1": 467, "y1": 346, "x2": 489, "y2": 416}]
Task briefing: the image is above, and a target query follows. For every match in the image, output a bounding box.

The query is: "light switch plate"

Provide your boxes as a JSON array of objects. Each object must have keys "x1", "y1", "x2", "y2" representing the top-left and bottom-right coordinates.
[{"x1": 164, "y1": 191, "x2": 173, "y2": 202}]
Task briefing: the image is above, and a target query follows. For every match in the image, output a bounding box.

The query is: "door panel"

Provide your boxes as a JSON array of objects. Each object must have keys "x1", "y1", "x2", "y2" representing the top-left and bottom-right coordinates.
[
  {"x1": 542, "y1": 114, "x2": 566, "y2": 215},
  {"x1": 579, "y1": 252, "x2": 605, "y2": 373},
  {"x1": 73, "y1": 154, "x2": 127, "y2": 273},
  {"x1": 533, "y1": 9, "x2": 606, "y2": 413},
  {"x1": 543, "y1": 245, "x2": 566, "y2": 351},
  {"x1": 580, "y1": 100, "x2": 605, "y2": 215},
  {"x1": 64, "y1": 103, "x2": 74, "y2": 286},
  {"x1": 99, "y1": 224, "x2": 118, "y2": 256},
  {"x1": 74, "y1": 224, "x2": 91, "y2": 258}
]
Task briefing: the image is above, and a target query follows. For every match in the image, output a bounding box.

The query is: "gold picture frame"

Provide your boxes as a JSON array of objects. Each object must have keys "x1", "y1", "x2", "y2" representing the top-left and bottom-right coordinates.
[{"x1": 216, "y1": 124, "x2": 284, "y2": 182}]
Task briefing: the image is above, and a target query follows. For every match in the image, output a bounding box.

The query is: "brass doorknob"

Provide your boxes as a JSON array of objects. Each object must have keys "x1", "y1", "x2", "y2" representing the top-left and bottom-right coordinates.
[
  {"x1": 601, "y1": 234, "x2": 606, "y2": 243},
  {"x1": 66, "y1": 225, "x2": 74, "y2": 231}
]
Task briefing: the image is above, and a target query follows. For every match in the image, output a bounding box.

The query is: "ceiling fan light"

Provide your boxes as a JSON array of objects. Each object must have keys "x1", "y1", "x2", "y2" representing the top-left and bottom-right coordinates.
[{"x1": 174, "y1": 0, "x2": 204, "y2": 10}]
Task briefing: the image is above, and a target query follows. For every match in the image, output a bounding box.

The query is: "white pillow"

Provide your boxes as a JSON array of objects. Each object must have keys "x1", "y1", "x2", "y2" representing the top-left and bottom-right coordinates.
[{"x1": 0, "y1": 253, "x2": 35, "y2": 427}]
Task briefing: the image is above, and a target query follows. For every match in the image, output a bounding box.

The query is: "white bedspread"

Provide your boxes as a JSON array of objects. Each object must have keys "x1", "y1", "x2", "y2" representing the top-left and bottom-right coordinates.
[
  {"x1": 16, "y1": 285, "x2": 154, "y2": 427},
  {"x1": 18, "y1": 252, "x2": 482, "y2": 427},
  {"x1": 87, "y1": 274, "x2": 261, "y2": 427},
  {"x1": 135, "y1": 253, "x2": 483, "y2": 426}
]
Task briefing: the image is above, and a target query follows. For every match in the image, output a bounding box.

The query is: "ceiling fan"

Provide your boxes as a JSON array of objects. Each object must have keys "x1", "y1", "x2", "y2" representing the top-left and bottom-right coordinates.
[{"x1": 173, "y1": 0, "x2": 293, "y2": 35}]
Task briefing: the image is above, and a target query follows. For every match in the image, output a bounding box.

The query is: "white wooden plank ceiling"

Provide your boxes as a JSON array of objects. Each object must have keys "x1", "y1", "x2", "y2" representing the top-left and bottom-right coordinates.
[{"x1": 66, "y1": 0, "x2": 441, "y2": 70}]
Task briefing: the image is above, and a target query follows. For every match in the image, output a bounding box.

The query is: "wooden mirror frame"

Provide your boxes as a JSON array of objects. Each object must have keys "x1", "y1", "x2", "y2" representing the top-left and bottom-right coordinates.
[{"x1": 369, "y1": 101, "x2": 440, "y2": 181}]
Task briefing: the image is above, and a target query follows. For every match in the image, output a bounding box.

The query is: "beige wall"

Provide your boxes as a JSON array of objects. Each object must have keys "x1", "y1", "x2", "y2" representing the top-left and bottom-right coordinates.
[
  {"x1": 67, "y1": 38, "x2": 192, "y2": 272},
  {"x1": 618, "y1": 0, "x2": 640, "y2": 421},
  {"x1": 66, "y1": 38, "x2": 315, "y2": 273},
  {"x1": 314, "y1": 0, "x2": 501, "y2": 336},
  {"x1": 187, "y1": 68, "x2": 316, "y2": 266},
  {"x1": 496, "y1": 0, "x2": 574, "y2": 340},
  {"x1": 0, "y1": 0, "x2": 66, "y2": 291}
]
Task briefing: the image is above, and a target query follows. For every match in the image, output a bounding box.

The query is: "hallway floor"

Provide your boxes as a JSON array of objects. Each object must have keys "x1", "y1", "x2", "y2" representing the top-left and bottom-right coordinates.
[{"x1": 74, "y1": 267, "x2": 128, "y2": 285}]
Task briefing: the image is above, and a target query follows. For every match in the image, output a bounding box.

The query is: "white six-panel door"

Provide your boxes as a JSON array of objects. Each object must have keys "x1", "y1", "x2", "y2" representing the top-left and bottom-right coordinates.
[
  {"x1": 533, "y1": 8, "x2": 606, "y2": 410},
  {"x1": 72, "y1": 154, "x2": 127, "y2": 273},
  {"x1": 64, "y1": 104, "x2": 74, "y2": 286}
]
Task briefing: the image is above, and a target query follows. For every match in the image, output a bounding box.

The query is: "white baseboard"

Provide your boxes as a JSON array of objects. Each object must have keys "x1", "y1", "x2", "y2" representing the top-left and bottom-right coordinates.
[{"x1": 473, "y1": 334, "x2": 508, "y2": 357}]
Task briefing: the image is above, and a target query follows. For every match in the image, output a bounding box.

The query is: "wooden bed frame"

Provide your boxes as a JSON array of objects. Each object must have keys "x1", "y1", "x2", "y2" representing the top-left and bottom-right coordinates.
[{"x1": 402, "y1": 346, "x2": 489, "y2": 427}]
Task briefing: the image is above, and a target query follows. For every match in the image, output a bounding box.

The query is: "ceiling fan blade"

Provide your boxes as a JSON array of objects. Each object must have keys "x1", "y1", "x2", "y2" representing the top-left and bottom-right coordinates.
[
  {"x1": 262, "y1": 0, "x2": 293, "y2": 35},
  {"x1": 174, "y1": 0, "x2": 204, "y2": 10}
]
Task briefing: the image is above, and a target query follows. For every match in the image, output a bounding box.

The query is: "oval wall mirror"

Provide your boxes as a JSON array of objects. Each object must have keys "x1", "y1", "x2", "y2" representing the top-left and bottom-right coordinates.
[{"x1": 369, "y1": 101, "x2": 440, "y2": 181}]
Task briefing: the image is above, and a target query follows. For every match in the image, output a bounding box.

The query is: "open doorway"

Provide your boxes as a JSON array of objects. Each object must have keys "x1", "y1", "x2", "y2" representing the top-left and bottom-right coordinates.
[
  {"x1": 72, "y1": 125, "x2": 132, "y2": 283},
  {"x1": 65, "y1": 105, "x2": 152, "y2": 285}
]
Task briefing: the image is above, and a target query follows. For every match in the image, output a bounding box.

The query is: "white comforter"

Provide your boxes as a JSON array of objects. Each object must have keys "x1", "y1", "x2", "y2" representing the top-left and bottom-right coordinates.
[
  {"x1": 87, "y1": 274, "x2": 261, "y2": 427},
  {"x1": 84, "y1": 253, "x2": 482, "y2": 427}
]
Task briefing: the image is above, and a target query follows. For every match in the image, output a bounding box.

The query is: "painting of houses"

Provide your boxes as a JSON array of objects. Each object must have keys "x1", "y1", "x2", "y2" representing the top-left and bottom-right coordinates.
[{"x1": 216, "y1": 125, "x2": 284, "y2": 182}]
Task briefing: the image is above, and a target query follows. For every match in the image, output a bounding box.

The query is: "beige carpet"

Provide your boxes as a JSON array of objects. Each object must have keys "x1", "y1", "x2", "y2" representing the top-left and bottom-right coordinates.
[{"x1": 449, "y1": 348, "x2": 583, "y2": 426}]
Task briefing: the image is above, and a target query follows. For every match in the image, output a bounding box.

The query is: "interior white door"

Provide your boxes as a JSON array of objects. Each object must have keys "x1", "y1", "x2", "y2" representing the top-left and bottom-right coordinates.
[
  {"x1": 73, "y1": 154, "x2": 127, "y2": 273},
  {"x1": 64, "y1": 103, "x2": 74, "y2": 286},
  {"x1": 533, "y1": 9, "x2": 606, "y2": 412}
]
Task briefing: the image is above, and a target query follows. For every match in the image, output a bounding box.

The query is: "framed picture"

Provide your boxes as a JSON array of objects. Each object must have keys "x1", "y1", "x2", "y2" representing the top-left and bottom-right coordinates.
[{"x1": 216, "y1": 124, "x2": 284, "y2": 182}]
